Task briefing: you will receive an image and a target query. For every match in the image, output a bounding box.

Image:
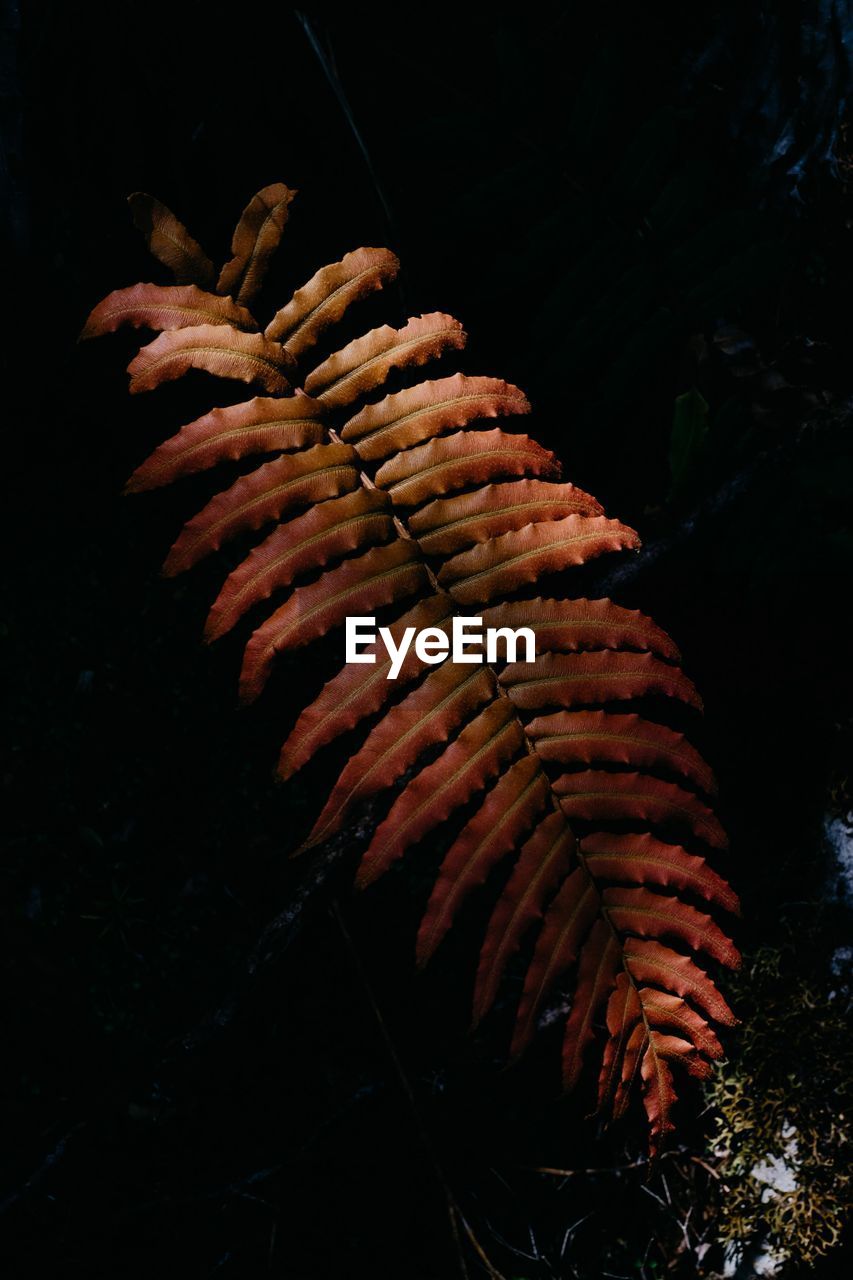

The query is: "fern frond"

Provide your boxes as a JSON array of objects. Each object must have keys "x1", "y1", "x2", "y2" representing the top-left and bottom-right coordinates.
[{"x1": 86, "y1": 181, "x2": 741, "y2": 1154}]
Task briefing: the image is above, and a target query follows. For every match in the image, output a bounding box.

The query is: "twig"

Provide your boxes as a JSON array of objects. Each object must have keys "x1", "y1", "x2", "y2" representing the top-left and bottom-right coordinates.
[
  {"x1": 458, "y1": 1212, "x2": 512, "y2": 1280},
  {"x1": 294, "y1": 12, "x2": 397, "y2": 248},
  {"x1": 522, "y1": 1158, "x2": 648, "y2": 1177},
  {"x1": 0, "y1": 1123, "x2": 85, "y2": 1214}
]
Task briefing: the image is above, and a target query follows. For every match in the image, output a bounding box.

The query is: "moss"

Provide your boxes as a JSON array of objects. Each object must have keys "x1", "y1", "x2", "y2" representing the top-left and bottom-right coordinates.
[{"x1": 706, "y1": 947, "x2": 851, "y2": 1269}]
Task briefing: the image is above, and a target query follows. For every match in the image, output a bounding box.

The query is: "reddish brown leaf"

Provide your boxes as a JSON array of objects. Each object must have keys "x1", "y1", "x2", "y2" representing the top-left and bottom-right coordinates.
[
  {"x1": 357, "y1": 700, "x2": 524, "y2": 887},
  {"x1": 125, "y1": 393, "x2": 326, "y2": 493},
  {"x1": 162, "y1": 443, "x2": 359, "y2": 576},
  {"x1": 408, "y1": 481, "x2": 603, "y2": 555},
  {"x1": 128, "y1": 192, "x2": 215, "y2": 286},
  {"x1": 341, "y1": 373, "x2": 531, "y2": 461},
  {"x1": 265, "y1": 247, "x2": 400, "y2": 354},
  {"x1": 639, "y1": 988, "x2": 723, "y2": 1059},
  {"x1": 205, "y1": 488, "x2": 393, "y2": 641},
  {"x1": 376, "y1": 428, "x2": 560, "y2": 507},
  {"x1": 526, "y1": 710, "x2": 716, "y2": 795},
  {"x1": 612, "y1": 1020, "x2": 648, "y2": 1120},
  {"x1": 480, "y1": 598, "x2": 681, "y2": 662},
  {"x1": 510, "y1": 866, "x2": 599, "y2": 1057},
  {"x1": 649, "y1": 1030, "x2": 713, "y2": 1079},
  {"x1": 302, "y1": 662, "x2": 493, "y2": 851},
  {"x1": 473, "y1": 810, "x2": 576, "y2": 1025},
  {"x1": 501, "y1": 650, "x2": 702, "y2": 712},
  {"x1": 217, "y1": 183, "x2": 296, "y2": 304},
  {"x1": 304, "y1": 313, "x2": 466, "y2": 408},
  {"x1": 602, "y1": 886, "x2": 740, "y2": 967},
  {"x1": 597, "y1": 972, "x2": 642, "y2": 1109},
  {"x1": 639, "y1": 1039, "x2": 678, "y2": 1154},
  {"x1": 276, "y1": 595, "x2": 455, "y2": 780},
  {"x1": 581, "y1": 832, "x2": 739, "y2": 915},
  {"x1": 128, "y1": 324, "x2": 294, "y2": 395},
  {"x1": 416, "y1": 754, "x2": 550, "y2": 965},
  {"x1": 239, "y1": 540, "x2": 427, "y2": 703},
  {"x1": 561, "y1": 919, "x2": 621, "y2": 1090},
  {"x1": 554, "y1": 770, "x2": 728, "y2": 849},
  {"x1": 622, "y1": 938, "x2": 738, "y2": 1026},
  {"x1": 80, "y1": 283, "x2": 256, "y2": 340},
  {"x1": 439, "y1": 515, "x2": 640, "y2": 606}
]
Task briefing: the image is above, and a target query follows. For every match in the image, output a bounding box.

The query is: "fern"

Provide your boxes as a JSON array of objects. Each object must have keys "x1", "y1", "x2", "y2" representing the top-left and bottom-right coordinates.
[{"x1": 83, "y1": 182, "x2": 740, "y2": 1153}]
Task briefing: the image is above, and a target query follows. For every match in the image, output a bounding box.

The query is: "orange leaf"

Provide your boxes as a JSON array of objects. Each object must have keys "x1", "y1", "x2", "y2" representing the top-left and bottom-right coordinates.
[
  {"x1": 276, "y1": 595, "x2": 455, "y2": 780},
  {"x1": 416, "y1": 754, "x2": 550, "y2": 965},
  {"x1": 408, "y1": 480, "x2": 603, "y2": 555},
  {"x1": 342, "y1": 373, "x2": 530, "y2": 461},
  {"x1": 205, "y1": 488, "x2": 393, "y2": 641},
  {"x1": 128, "y1": 324, "x2": 294, "y2": 395},
  {"x1": 239, "y1": 541, "x2": 427, "y2": 704},
  {"x1": 217, "y1": 183, "x2": 296, "y2": 304},
  {"x1": 128, "y1": 192, "x2": 215, "y2": 286},
  {"x1": 266, "y1": 247, "x2": 399, "y2": 354},
  {"x1": 303, "y1": 661, "x2": 492, "y2": 851},
  {"x1": 376, "y1": 428, "x2": 560, "y2": 506},
  {"x1": 473, "y1": 810, "x2": 575, "y2": 1026},
  {"x1": 162, "y1": 443, "x2": 359, "y2": 576},
  {"x1": 80, "y1": 282, "x2": 256, "y2": 340},
  {"x1": 439, "y1": 515, "x2": 640, "y2": 606},
  {"x1": 510, "y1": 866, "x2": 599, "y2": 1057},
  {"x1": 554, "y1": 770, "x2": 728, "y2": 849},
  {"x1": 622, "y1": 938, "x2": 738, "y2": 1026},
  {"x1": 561, "y1": 919, "x2": 621, "y2": 1090},
  {"x1": 597, "y1": 972, "x2": 642, "y2": 1109},
  {"x1": 581, "y1": 832, "x2": 739, "y2": 915},
  {"x1": 501, "y1": 650, "x2": 701, "y2": 711},
  {"x1": 639, "y1": 1039, "x2": 678, "y2": 1154},
  {"x1": 602, "y1": 886, "x2": 739, "y2": 967},
  {"x1": 305, "y1": 313, "x2": 466, "y2": 408},
  {"x1": 125, "y1": 392, "x2": 325, "y2": 492},
  {"x1": 527, "y1": 709, "x2": 716, "y2": 795},
  {"x1": 358, "y1": 700, "x2": 523, "y2": 887},
  {"x1": 639, "y1": 988, "x2": 723, "y2": 1059},
  {"x1": 480, "y1": 598, "x2": 680, "y2": 662}
]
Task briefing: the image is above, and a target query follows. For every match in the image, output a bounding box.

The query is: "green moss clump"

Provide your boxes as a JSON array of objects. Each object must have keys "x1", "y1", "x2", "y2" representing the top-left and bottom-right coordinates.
[{"x1": 707, "y1": 947, "x2": 851, "y2": 1270}]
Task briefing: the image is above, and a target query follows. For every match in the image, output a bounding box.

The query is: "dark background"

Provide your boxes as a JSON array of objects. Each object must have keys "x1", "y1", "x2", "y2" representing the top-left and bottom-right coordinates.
[{"x1": 2, "y1": 2, "x2": 852, "y2": 1276}]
